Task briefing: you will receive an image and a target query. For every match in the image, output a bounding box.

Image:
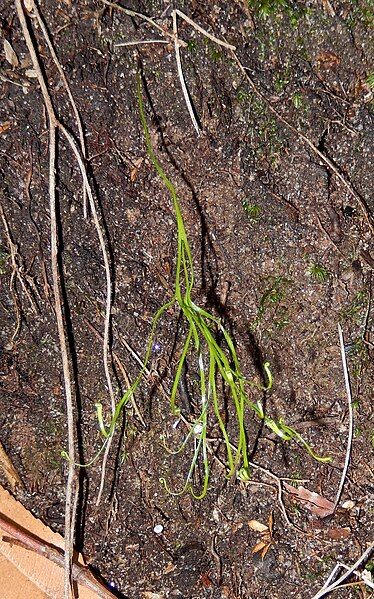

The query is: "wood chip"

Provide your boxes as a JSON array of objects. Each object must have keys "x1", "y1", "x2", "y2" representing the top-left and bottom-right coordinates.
[
  {"x1": 0, "y1": 121, "x2": 11, "y2": 135},
  {"x1": 248, "y1": 519, "x2": 268, "y2": 533},
  {"x1": 0, "y1": 442, "x2": 23, "y2": 491},
  {"x1": 3, "y1": 40, "x2": 19, "y2": 68}
]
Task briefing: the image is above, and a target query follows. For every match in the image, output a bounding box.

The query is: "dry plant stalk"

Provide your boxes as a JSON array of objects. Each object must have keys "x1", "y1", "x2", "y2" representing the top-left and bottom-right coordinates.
[
  {"x1": 17, "y1": 0, "x2": 118, "y2": 525},
  {"x1": 28, "y1": 0, "x2": 88, "y2": 217},
  {"x1": 14, "y1": 2, "x2": 76, "y2": 595}
]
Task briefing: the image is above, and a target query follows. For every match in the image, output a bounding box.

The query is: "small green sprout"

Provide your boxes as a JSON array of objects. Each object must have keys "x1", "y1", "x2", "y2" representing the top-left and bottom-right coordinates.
[
  {"x1": 242, "y1": 200, "x2": 261, "y2": 223},
  {"x1": 251, "y1": 276, "x2": 290, "y2": 331},
  {"x1": 209, "y1": 46, "x2": 222, "y2": 61},
  {"x1": 366, "y1": 73, "x2": 374, "y2": 90},
  {"x1": 237, "y1": 89, "x2": 250, "y2": 104},
  {"x1": 292, "y1": 91, "x2": 303, "y2": 109},
  {"x1": 343, "y1": 290, "x2": 367, "y2": 320},
  {"x1": 187, "y1": 39, "x2": 197, "y2": 53},
  {"x1": 307, "y1": 263, "x2": 329, "y2": 282}
]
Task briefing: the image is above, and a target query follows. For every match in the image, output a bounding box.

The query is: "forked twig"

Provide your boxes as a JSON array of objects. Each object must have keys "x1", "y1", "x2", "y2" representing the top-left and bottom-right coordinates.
[
  {"x1": 106, "y1": 2, "x2": 235, "y2": 134},
  {"x1": 17, "y1": 0, "x2": 117, "y2": 507},
  {"x1": 14, "y1": 1, "x2": 76, "y2": 593},
  {"x1": 0, "y1": 203, "x2": 39, "y2": 340},
  {"x1": 311, "y1": 541, "x2": 374, "y2": 599},
  {"x1": 29, "y1": 0, "x2": 89, "y2": 218}
]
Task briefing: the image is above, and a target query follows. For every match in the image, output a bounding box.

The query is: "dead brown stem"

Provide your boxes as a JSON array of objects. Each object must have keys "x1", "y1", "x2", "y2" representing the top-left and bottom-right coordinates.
[{"x1": 14, "y1": 1, "x2": 76, "y2": 596}]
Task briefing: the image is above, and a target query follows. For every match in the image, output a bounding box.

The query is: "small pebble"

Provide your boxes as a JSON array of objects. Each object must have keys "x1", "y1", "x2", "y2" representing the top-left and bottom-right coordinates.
[
  {"x1": 153, "y1": 524, "x2": 164, "y2": 534},
  {"x1": 194, "y1": 423, "x2": 203, "y2": 435}
]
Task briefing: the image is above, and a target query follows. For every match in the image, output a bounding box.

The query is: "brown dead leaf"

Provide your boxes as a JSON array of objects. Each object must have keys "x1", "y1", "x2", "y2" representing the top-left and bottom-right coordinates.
[
  {"x1": 130, "y1": 157, "x2": 144, "y2": 182},
  {"x1": 0, "y1": 442, "x2": 23, "y2": 491},
  {"x1": 200, "y1": 572, "x2": 213, "y2": 588},
  {"x1": 316, "y1": 50, "x2": 341, "y2": 70},
  {"x1": 248, "y1": 519, "x2": 268, "y2": 533},
  {"x1": 326, "y1": 527, "x2": 351, "y2": 540},
  {"x1": 3, "y1": 40, "x2": 19, "y2": 68},
  {"x1": 249, "y1": 513, "x2": 275, "y2": 560},
  {"x1": 163, "y1": 562, "x2": 176, "y2": 574},
  {"x1": 252, "y1": 540, "x2": 268, "y2": 554},
  {"x1": 283, "y1": 482, "x2": 334, "y2": 518},
  {"x1": 0, "y1": 121, "x2": 11, "y2": 135}
]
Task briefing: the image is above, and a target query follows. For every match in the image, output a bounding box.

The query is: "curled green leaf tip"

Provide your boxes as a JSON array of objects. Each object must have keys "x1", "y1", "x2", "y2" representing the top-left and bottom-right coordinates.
[
  {"x1": 237, "y1": 467, "x2": 251, "y2": 481},
  {"x1": 263, "y1": 361, "x2": 273, "y2": 390}
]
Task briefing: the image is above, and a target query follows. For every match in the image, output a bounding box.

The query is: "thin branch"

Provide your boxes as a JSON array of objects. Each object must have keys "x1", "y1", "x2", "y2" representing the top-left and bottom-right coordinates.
[
  {"x1": 311, "y1": 541, "x2": 374, "y2": 599},
  {"x1": 28, "y1": 1, "x2": 116, "y2": 455},
  {"x1": 333, "y1": 324, "x2": 354, "y2": 512},
  {"x1": 14, "y1": 2, "x2": 76, "y2": 595},
  {"x1": 30, "y1": 0, "x2": 89, "y2": 218},
  {"x1": 56, "y1": 122, "x2": 115, "y2": 506},
  {"x1": 172, "y1": 10, "x2": 201, "y2": 136},
  {"x1": 101, "y1": 0, "x2": 178, "y2": 41},
  {"x1": 174, "y1": 9, "x2": 236, "y2": 50},
  {"x1": 84, "y1": 318, "x2": 146, "y2": 427},
  {"x1": 114, "y1": 39, "x2": 168, "y2": 47}
]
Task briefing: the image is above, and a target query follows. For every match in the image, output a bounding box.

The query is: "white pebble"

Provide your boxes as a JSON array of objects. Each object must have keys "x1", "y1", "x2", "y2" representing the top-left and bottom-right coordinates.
[{"x1": 153, "y1": 524, "x2": 164, "y2": 534}]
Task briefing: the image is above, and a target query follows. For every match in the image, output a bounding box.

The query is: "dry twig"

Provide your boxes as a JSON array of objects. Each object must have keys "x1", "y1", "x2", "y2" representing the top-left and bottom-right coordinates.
[
  {"x1": 311, "y1": 541, "x2": 374, "y2": 598},
  {"x1": 332, "y1": 324, "x2": 354, "y2": 512},
  {"x1": 15, "y1": 1, "x2": 77, "y2": 595},
  {"x1": 28, "y1": 0, "x2": 89, "y2": 218}
]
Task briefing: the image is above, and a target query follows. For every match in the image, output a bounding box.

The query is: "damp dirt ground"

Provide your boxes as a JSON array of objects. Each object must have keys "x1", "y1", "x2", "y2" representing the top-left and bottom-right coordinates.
[{"x1": 0, "y1": 1, "x2": 373, "y2": 598}]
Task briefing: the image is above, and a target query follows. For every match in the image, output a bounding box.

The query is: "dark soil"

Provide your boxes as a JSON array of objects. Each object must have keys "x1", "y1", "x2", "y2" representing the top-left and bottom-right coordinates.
[{"x1": 0, "y1": 1, "x2": 373, "y2": 598}]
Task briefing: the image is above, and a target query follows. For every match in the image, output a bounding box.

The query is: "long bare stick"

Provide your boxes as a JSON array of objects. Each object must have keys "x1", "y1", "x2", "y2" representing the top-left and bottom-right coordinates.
[
  {"x1": 101, "y1": 0, "x2": 177, "y2": 40},
  {"x1": 29, "y1": 0, "x2": 88, "y2": 218},
  {"x1": 174, "y1": 9, "x2": 236, "y2": 50},
  {"x1": 332, "y1": 324, "x2": 354, "y2": 512},
  {"x1": 57, "y1": 122, "x2": 116, "y2": 504},
  {"x1": 28, "y1": 0, "x2": 115, "y2": 421},
  {"x1": 21, "y1": 0, "x2": 117, "y2": 504},
  {"x1": 14, "y1": 2, "x2": 75, "y2": 596},
  {"x1": 172, "y1": 10, "x2": 201, "y2": 136}
]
